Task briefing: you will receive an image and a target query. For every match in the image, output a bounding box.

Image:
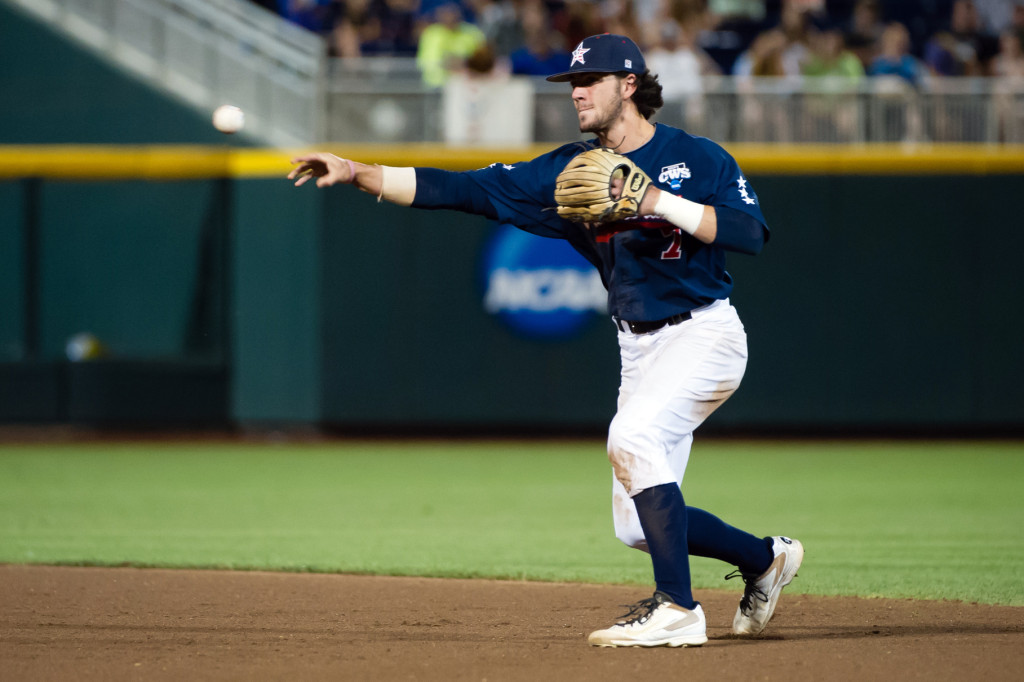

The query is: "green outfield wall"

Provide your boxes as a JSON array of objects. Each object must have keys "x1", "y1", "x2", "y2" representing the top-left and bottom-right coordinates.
[{"x1": 1, "y1": 146, "x2": 1022, "y2": 433}]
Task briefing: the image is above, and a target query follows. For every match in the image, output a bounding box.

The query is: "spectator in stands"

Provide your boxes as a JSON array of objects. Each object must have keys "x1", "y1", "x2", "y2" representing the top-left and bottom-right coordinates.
[
  {"x1": 993, "y1": 26, "x2": 1024, "y2": 76},
  {"x1": 775, "y1": 0, "x2": 816, "y2": 76},
  {"x1": 868, "y1": 21, "x2": 923, "y2": 87},
  {"x1": 508, "y1": 1, "x2": 571, "y2": 76},
  {"x1": 802, "y1": 18, "x2": 866, "y2": 81},
  {"x1": 924, "y1": 0, "x2": 1001, "y2": 75},
  {"x1": 329, "y1": 5, "x2": 362, "y2": 56},
  {"x1": 416, "y1": 1, "x2": 487, "y2": 87},
  {"x1": 802, "y1": 17, "x2": 865, "y2": 141},
  {"x1": 732, "y1": 28, "x2": 790, "y2": 77},
  {"x1": 880, "y1": 0, "x2": 953, "y2": 59},
  {"x1": 844, "y1": 0, "x2": 887, "y2": 69},
  {"x1": 868, "y1": 21, "x2": 925, "y2": 142},
  {"x1": 924, "y1": 31, "x2": 968, "y2": 75},
  {"x1": 646, "y1": 10, "x2": 720, "y2": 101},
  {"x1": 329, "y1": 0, "x2": 420, "y2": 57}
]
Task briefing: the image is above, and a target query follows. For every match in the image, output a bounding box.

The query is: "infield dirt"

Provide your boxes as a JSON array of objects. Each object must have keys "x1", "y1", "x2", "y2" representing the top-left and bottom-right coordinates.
[{"x1": 2, "y1": 565, "x2": 1021, "y2": 681}]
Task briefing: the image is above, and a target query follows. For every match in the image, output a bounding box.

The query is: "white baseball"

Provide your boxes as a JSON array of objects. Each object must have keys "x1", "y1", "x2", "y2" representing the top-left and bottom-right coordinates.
[{"x1": 212, "y1": 105, "x2": 245, "y2": 134}]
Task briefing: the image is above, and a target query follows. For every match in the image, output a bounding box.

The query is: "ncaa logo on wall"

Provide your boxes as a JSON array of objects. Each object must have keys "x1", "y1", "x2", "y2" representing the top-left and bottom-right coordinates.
[{"x1": 481, "y1": 224, "x2": 606, "y2": 339}]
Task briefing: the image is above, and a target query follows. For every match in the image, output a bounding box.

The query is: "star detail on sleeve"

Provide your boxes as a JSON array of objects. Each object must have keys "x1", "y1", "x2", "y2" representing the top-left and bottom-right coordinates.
[
  {"x1": 737, "y1": 176, "x2": 756, "y2": 205},
  {"x1": 502, "y1": 164, "x2": 515, "y2": 171},
  {"x1": 570, "y1": 43, "x2": 590, "y2": 67}
]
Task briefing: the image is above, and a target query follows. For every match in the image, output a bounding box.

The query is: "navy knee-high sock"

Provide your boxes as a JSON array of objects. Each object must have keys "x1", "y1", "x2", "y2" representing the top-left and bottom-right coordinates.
[
  {"x1": 686, "y1": 506, "x2": 774, "y2": 575},
  {"x1": 632, "y1": 483, "x2": 696, "y2": 609}
]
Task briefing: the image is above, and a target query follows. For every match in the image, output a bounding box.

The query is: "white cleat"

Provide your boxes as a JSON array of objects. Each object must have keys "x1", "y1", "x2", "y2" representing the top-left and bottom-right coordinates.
[
  {"x1": 729, "y1": 536, "x2": 804, "y2": 635},
  {"x1": 588, "y1": 591, "x2": 707, "y2": 648}
]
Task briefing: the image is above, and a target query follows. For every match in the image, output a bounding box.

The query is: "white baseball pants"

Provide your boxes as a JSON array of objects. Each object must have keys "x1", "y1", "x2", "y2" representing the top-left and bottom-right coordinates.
[{"x1": 608, "y1": 298, "x2": 749, "y2": 550}]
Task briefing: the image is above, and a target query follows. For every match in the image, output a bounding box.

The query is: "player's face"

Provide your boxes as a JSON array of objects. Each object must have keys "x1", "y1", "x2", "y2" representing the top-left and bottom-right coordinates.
[{"x1": 569, "y1": 73, "x2": 626, "y2": 134}]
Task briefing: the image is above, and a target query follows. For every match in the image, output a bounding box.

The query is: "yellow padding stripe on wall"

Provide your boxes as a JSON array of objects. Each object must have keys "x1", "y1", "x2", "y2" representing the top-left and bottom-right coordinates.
[{"x1": 1, "y1": 144, "x2": 1023, "y2": 178}]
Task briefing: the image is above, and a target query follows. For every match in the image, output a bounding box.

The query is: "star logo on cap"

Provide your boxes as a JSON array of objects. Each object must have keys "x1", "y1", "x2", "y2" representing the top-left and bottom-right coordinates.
[{"x1": 570, "y1": 43, "x2": 590, "y2": 67}]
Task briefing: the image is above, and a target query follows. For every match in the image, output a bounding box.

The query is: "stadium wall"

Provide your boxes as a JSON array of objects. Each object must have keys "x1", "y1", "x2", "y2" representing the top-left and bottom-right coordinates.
[{"x1": 1, "y1": 146, "x2": 1022, "y2": 433}]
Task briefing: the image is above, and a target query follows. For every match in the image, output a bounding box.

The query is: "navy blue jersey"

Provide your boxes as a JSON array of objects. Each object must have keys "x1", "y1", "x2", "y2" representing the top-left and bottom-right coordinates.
[{"x1": 413, "y1": 123, "x2": 769, "y2": 321}]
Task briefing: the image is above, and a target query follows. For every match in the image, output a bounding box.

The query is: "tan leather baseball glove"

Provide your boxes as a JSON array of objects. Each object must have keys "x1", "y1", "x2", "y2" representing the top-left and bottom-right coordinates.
[{"x1": 554, "y1": 148, "x2": 653, "y2": 223}]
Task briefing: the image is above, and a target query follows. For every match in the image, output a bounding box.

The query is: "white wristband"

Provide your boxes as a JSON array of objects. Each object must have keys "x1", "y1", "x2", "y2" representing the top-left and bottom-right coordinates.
[
  {"x1": 654, "y1": 191, "x2": 705, "y2": 235},
  {"x1": 378, "y1": 166, "x2": 416, "y2": 206}
]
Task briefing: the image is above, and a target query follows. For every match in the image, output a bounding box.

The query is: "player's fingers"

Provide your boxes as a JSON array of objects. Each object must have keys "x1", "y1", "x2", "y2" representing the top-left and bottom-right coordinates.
[
  {"x1": 290, "y1": 165, "x2": 311, "y2": 182},
  {"x1": 610, "y1": 177, "x2": 624, "y2": 200}
]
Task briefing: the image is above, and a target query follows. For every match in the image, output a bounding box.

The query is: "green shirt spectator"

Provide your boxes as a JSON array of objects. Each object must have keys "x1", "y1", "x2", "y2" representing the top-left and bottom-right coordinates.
[
  {"x1": 803, "y1": 25, "x2": 865, "y2": 94},
  {"x1": 416, "y1": 3, "x2": 486, "y2": 88}
]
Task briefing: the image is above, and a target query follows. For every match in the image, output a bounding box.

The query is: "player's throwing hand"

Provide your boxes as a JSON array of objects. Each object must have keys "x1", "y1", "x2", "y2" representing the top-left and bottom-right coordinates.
[{"x1": 288, "y1": 153, "x2": 353, "y2": 188}]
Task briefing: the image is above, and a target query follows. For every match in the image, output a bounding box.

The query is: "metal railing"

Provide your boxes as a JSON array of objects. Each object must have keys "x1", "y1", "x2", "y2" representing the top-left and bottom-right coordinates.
[
  {"x1": 327, "y1": 63, "x2": 1024, "y2": 146},
  {"x1": 690, "y1": 75, "x2": 1024, "y2": 144}
]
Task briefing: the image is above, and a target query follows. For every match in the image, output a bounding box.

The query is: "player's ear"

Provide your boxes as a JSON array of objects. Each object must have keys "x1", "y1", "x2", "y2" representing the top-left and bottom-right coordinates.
[{"x1": 621, "y1": 74, "x2": 638, "y2": 99}]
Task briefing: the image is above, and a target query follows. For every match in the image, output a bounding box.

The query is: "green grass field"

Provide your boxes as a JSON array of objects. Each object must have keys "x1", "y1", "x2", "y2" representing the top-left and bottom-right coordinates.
[{"x1": 1, "y1": 438, "x2": 1021, "y2": 605}]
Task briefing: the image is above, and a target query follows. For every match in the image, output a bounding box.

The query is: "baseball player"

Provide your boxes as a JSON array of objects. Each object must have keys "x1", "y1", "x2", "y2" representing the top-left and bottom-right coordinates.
[{"x1": 289, "y1": 33, "x2": 803, "y2": 648}]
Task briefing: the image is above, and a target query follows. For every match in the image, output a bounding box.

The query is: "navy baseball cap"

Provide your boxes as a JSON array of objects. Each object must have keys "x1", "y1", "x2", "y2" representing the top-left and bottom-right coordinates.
[{"x1": 546, "y1": 34, "x2": 646, "y2": 82}]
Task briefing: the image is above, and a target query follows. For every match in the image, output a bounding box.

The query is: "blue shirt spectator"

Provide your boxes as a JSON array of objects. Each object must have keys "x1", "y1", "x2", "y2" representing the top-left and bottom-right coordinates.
[{"x1": 868, "y1": 22, "x2": 923, "y2": 86}]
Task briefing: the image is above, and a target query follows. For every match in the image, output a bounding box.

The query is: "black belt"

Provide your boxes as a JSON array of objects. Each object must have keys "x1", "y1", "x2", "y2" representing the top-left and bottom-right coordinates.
[{"x1": 614, "y1": 311, "x2": 692, "y2": 334}]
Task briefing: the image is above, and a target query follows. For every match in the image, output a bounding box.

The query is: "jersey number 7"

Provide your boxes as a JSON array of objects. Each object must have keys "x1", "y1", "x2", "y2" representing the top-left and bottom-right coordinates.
[{"x1": 660, "y1": 228, "x2": 683, "y2": 260}]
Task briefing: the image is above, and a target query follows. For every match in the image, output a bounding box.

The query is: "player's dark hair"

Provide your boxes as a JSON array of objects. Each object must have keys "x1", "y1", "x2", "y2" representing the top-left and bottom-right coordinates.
[{"x1": 624, "y1": 69, "x2": 663, "y2": 119}]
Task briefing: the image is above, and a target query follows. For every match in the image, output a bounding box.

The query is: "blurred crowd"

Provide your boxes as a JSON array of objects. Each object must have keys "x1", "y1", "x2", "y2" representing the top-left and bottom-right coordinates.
[{"x1": 254, "y1": 0, "x2": 1024, "y2": 88}]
